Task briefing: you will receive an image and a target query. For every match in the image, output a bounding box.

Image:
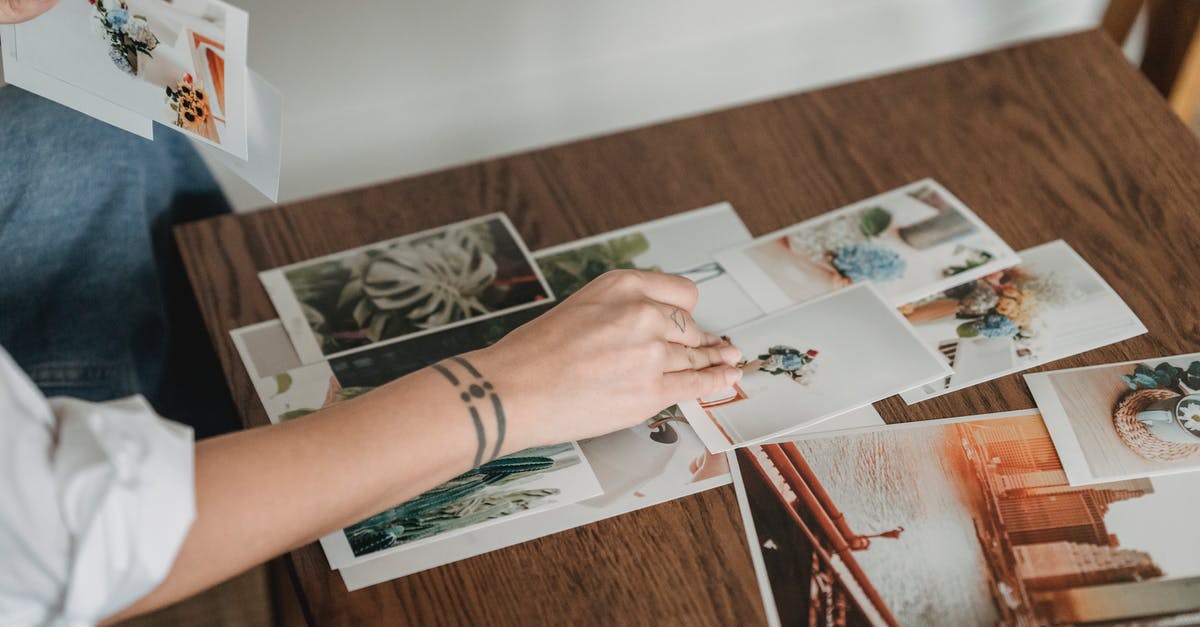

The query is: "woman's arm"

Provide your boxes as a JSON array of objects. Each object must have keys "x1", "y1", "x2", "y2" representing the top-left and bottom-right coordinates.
[{"x1": 108, "y1": 270, "x2": 743, "y2": 620}]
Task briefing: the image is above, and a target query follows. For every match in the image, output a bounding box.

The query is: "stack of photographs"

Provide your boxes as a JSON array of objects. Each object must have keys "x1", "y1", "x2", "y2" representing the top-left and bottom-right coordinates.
[
  {"x1": 237, "y1": 204, "x2": 893, "y2": 589},
  {"x1": 236, "y1": 178, "x2": 1175, "y2": 605},
  {"x1": 1, "y1": 0, "x2": 282, "y2": 198}
]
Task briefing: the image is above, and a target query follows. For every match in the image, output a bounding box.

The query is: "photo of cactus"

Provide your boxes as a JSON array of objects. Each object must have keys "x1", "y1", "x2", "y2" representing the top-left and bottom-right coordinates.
[
  {"x1": 730, "y1": 410, "x2": 1200, "y2": 626},
  {"x1": 1027, "y1": 352, "x2": 1200, "y2": 486},
  {"x1": 259, "y1": 213, "x2": 553, "y2": 364},
  {"x1": 898, "y1": 240, "x2": 1145, "y2": 404},
  {"x1": 12, "y1": 0, "x2": 250, "y2": 157},
  {"x1": 714, "y1": 179, "x2": 1019, "y2": 311}
]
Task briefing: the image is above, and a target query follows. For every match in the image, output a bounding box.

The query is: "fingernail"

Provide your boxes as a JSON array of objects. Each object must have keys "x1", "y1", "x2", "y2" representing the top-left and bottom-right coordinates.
[
  {"x1": 703, "y1": 332, "x2": 722, "y2": 345},
  {"x1": 725, "y1": 367, "x2": 743, "y2": 385},
  {"x1": 720, "y1": 345, "x2": 742, "y2": 365}
]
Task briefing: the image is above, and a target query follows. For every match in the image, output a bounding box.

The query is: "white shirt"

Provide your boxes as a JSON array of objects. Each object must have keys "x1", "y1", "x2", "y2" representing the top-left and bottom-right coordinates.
[{"x1": 0, "y1": 348, "x2": 195, "y2": 626}]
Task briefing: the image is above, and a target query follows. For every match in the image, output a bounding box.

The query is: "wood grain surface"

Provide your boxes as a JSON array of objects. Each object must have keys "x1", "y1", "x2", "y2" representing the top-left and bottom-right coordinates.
[{"x1": 176, "y1": 31, "x2": 1200, "y2": 626}]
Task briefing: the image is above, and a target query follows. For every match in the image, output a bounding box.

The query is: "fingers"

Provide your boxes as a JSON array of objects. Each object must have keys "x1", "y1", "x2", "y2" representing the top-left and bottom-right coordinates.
[
  {"x1": 591, "y1": 269, "x2": 700, "y2": 312},
  {"x1": 662, "y1": 365, "x2": 744, "y2": 403},
  {"x1": 662, "y1": 342, "x2": 741, "y2": 373},
  {"x1": 638, "y1": 272, "x2": 700, "y2": 311}
]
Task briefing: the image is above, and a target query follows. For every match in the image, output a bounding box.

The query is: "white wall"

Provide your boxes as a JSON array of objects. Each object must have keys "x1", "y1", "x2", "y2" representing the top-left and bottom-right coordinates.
[{"x1": 207, "y1": 0, "x2": 1107, "y2": 209}]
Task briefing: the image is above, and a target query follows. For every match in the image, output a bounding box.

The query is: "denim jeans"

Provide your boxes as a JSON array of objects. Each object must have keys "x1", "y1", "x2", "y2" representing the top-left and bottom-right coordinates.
[{"x1": 0, "y1": 86, "x2": 238, "y2": 438}]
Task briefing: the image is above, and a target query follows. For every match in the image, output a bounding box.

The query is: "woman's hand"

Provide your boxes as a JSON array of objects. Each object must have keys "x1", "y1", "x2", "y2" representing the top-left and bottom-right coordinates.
[
  {"x1": 0, "y1": 0, "x2": 58, "y2": 24},
  {"x1": 466, "y1": 269, "x2": 743, "y2": 454}
]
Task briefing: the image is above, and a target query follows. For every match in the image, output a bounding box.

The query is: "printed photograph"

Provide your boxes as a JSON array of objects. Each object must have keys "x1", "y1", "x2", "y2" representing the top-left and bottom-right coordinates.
[
  {"x1": 16, "y1": 0, "x2": 250, "y2": 157},
  {"x1": 260, "y1": 213, "x2": 553, "y2": 364},
  {"x1": 533, "y1": 202, "x2": 762, "y2": 331},
  {"x1": 230, "y1": 319, "x2": 301, "y2": 380},
  {"x1": 679, "y1": 283, "x2": 951, "y2": 453},
  {"x1": 715, "y1": 179, "x2": 1019, "y2": 311},
  {"x1": 899, "y1": 240, "x2": 1145, "y2": 403},
  {"x1": 1026, "y1": 352, "x2": 1200, "y2": 485},
  {"x1": 731, "y1": 411, "x2": 1200, "y2": 626},
  {"x1": 323, "y1": 441, "x2": 600, "y2": 568}
]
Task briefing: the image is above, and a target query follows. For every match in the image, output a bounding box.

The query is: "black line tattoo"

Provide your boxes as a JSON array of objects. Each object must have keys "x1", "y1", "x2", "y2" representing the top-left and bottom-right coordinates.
[
  {"x1": 430, "y1": 363, "x2": 459, "y2": 386},
  {"x1": 433, "y1": 357, "x2": 506, "y2": 467},
  {"x1": 669, "y1": 308, "x2": 687, "y2": 334}
]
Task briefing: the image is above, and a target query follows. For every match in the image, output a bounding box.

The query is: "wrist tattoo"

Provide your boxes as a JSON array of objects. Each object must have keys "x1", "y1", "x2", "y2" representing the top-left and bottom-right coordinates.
[{"x1": 431, "y1": 356, "x2": 507, "y2": 467}]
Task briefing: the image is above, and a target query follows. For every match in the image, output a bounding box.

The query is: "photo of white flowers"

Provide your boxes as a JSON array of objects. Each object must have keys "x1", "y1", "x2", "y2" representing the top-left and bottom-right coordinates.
[
  {"x1": 679, "y1": 283, "x2": 951, "y2": 453},
  {"x1": 259, "y1": 214, "x2": 554, "y2": 364},
  {"x1": 899, "y1": 240, "x2": 1146, "y2": 403},
  {"x1": 14, "y1": 0, "x2": 250, "y2": 157},
  {"x1": 714, "y1": 179, "x2": 1019, "y2": 311}
]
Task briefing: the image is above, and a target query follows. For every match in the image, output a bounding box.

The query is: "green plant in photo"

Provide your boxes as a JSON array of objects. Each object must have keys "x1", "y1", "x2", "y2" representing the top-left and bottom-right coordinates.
[
  {"x1": 285, "y1": 223, "x2": 513, "y2": 353},
  {"x1": 536, "y1": 233, "x2": 652, "y2": 298},
  {"x1": 278, "y1": 408, "x2": 316, "y2": 422},
  {"x1": 942, "y1": 249, "x2": 995, "y2": 277},
  {"x1": 1120, "y1": 361, "x2": 1200, "y2": 391},
  {"x1": 858, "y1": 206, "x2": 893, "y2": 237},
  {"x1": 343, "y1": 443, "x2": 578, "y2": 556}
]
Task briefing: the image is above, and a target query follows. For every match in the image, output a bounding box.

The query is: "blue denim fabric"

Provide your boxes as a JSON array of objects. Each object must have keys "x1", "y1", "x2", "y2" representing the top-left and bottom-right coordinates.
[{"x1": 0, "y1": 86, "x2": 237, "y2": 437}]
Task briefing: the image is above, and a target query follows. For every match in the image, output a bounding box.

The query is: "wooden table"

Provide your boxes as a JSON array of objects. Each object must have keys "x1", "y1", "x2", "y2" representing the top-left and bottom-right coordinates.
[{"x1": 176, "y1": 31, "x2": 1200, "y2": 626}]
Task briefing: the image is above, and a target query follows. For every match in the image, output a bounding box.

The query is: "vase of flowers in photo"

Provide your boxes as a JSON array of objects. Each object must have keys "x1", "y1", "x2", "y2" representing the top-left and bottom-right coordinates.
[
  {"x1": 741, "y1": 345, "x2": 819, "y2": 384},
  {"x1": 785, "y1": 206, "x2": 908, "y2": 285},
  {"x1": 903, "y1": 265, "x2": 1072, "y2": 363},
  {"x1": 166, "y1": 74, "x2": 220, "y2": 142},
  {"x1": 1124, "y1": 360, "x2": 1200, "y2": 444},
  {"x1": 91, "y1": 0, "x2": 159, "y2": 76}
]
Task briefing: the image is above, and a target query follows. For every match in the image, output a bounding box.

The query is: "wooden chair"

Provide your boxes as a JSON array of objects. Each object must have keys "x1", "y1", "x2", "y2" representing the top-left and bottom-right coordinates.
[{"x1": 1102, "y1": 0, "x2": 1200, "y2": 123}]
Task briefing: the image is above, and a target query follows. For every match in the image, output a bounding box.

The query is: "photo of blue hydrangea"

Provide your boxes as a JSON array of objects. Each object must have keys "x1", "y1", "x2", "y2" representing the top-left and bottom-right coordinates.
[
  {"x1": 831, "y1": 242, "x2": 906, "y2": 283},
  {"x1": 715, "y1": 179, "x2": 1020, "y2": 310},
  {"x1": 92, "y1": 0, "x2": 159, "y2": 76}
]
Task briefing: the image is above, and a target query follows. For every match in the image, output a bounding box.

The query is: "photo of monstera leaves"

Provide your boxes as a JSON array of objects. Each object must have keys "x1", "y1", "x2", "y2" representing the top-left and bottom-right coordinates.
[{"x1": 281, "y1": 216, "x2": 550, "y2": 356}]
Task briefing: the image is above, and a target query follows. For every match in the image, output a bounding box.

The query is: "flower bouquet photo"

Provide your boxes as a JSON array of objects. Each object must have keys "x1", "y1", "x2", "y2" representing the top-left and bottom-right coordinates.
[
  {"x1": 91, "y1": 0, "x2": 159, "y2": 76},
  {"x1": 744, "y1": 345, "x2": 819, "y2": 384},
  {"x1": 900, "y1": 240, "x2": 1146, "y2": 404}
]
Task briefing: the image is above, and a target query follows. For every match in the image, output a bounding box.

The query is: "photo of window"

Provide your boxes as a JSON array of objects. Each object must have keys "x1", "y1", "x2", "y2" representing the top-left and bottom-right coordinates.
[{"x1": 731, "y1": 411, "x2": 1200, "y2": 626}]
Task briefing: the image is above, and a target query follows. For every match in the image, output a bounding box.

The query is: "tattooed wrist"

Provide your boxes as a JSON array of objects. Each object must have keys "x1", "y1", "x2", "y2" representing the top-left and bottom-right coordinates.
[{"x1": 431, "y1": 356, "x2": 507, "y2": 467}]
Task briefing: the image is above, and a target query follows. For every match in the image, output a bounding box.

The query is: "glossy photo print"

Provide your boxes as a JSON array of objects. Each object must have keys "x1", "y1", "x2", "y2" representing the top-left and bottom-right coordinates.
[
  {"x1": 259, "y1": 213, "x2": 553, "y2": 364},
  {"x1": 715, "y1": 179, "x2": 1018, "y2": 310},
  {"x1": 1026, "y1": 352, "x2": 1200, "y2": 486},
  {"x1": 899, "y1": 240, "x2": 1145, "y2": 404},
  {"x1": 679, "y1": 283, "x2": 950, "y2": 453},
  {"x1": 730, "y1": 411, "x2": 1200, "y2": 626},
  {"x1": 14, "y1": 0, "x2": 250, "y2": 157}
]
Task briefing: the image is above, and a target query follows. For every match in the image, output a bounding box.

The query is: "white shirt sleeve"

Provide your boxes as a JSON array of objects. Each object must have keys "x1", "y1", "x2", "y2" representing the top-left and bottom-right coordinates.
[{"x1": 0, "y1": 348, "x2": 195, "y2": 626}]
